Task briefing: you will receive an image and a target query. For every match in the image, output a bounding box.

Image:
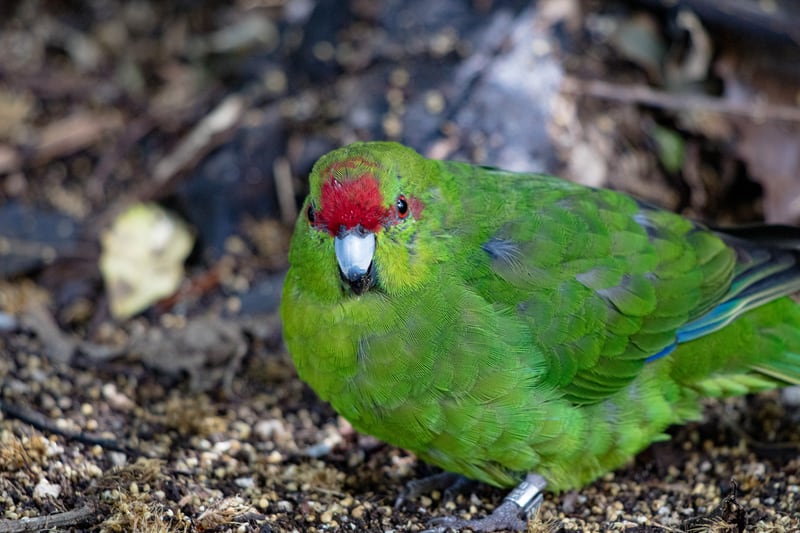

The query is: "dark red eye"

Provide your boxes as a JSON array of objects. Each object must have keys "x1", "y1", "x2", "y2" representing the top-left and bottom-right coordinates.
[
  {"x1": 306, "y1": 203, "x2": 316, "y2": 224},
  {"x1": 396, "y1": 195, "x2": 409, "y2": 219}
]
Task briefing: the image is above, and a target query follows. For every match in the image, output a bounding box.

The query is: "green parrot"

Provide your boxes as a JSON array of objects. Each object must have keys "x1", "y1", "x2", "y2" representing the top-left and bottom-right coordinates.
[{"x1": 280, "y1": 141, "x2": 800, "y2": 531}]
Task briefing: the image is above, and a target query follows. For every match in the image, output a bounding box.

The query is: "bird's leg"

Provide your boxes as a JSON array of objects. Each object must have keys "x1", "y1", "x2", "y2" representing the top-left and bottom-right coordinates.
[{"x1": 424, "y1": 473, "x2": 547, "y2": 532}]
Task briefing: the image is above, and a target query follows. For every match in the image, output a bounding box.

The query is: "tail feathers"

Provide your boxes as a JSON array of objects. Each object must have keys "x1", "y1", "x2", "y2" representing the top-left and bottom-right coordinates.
[
  {"x1": 674, "y1": 224, "x2": 800, "y2": 397},
  {"x1": 750, "y1": 325, "x2": 800, "y2": 386},
  {"x1": 719, "y1": 225, "x2": 800, "y2": 387},
  {"x1": 688, "y1": 306, "x2": 800, "y2": 398},
  {"x1": 692, "y1": 372, "x2": 787, "y2": 397},
  {"x1": 676, "y1": 225, "x2": 800, "y2": 344},
  {"x1": 689, "y1": 335, "x2": 800, "y2": 398},
  {"x1": 714, "y1": 223, "x2": 800, "y2": 250},
  {"x1": 751, "y1": 359, "x2": 800, "y2": 386}
]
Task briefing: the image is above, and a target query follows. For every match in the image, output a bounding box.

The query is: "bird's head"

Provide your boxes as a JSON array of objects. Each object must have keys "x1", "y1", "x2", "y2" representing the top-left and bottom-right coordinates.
[{"x1": 293, "y1": 142, "x2": 435, "y2": 298}]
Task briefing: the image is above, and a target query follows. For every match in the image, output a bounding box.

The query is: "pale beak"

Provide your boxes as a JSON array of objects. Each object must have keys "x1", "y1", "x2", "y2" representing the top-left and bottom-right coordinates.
[{"x1": 334, "y1": 231, "x2": 376, "y2": 294}]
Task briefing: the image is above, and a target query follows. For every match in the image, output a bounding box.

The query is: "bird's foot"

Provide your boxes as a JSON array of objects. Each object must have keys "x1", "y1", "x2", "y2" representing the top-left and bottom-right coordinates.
[
  {"x1": 395, "y1": 472, "x2": 474, "y2": 508},
  {"x1": 422, "y1": 473, "x2": 547, "y2": 532}
]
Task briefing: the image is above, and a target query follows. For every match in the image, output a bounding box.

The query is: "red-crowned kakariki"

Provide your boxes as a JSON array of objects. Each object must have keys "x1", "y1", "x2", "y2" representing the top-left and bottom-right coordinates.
[{"x1": 280, "y1": 141, "x2": 800, "y2": 531}]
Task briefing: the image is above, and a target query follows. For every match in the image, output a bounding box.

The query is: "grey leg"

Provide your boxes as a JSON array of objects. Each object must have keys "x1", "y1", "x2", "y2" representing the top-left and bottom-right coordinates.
[{"x1": 423, "y1": 473, "x2": 547, "y2": 532}]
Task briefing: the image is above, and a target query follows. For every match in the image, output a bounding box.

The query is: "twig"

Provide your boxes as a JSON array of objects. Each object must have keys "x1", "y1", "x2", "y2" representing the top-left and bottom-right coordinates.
[
  {"x1": 0, "y1": 504, "x2": 96, "y2": 533},
  {"x1": 34, "y1": 111, "x2": 125, "y2": 164},
  {"x1": 648, "y1": 521, "x2": 683, "y2": 532},
  {"x1": 562, "y1": 76, "x2": 800, "y2": 123},
  {"x1": 273, "y1": 156, "x2": 297, "y2": 225},
  {"x1": 152, "y1": 94, "x2": 246, "y2": 185},
  {"x1": 89, "y1": 93, "x2": 247, "y2": 244},
  {"x1": 0, "y1": 111, "x2": 125, "y2": 175},
  {"x1": 0, "y1": 398, "x2": 140, "y2": 457}
]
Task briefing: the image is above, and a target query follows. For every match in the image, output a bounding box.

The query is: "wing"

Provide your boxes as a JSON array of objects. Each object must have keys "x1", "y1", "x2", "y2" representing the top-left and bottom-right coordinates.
[{"x1": 462, "y1": 174, "x2": 740, "y2": 405}]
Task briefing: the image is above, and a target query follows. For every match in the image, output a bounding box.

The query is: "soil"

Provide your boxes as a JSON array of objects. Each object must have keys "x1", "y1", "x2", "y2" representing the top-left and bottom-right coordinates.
[{"x1": 2, "y1": 1, "x2": 800, "y2": 531}]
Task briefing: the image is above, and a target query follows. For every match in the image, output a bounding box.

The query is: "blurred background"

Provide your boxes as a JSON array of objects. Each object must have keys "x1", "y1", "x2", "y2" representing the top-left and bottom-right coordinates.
[{"x1": 1, "y1": 0, "x2": 799, "y2": 530}]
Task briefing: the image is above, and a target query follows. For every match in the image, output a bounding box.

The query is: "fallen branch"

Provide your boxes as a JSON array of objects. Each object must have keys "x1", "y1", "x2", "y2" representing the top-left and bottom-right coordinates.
[
  {"x1": 562, "y1": 76, "x2": 800, "y2": 123},
  {"x1": 0, "y1": 398, "x2": 140, "y2": 456},
  {"x1": 273, "y1": 156, "x2": 297, "y2": 225},
  {"x1": 0, "y1": 111, "x2": 125, "y2": 175},
  {"x1": 0, "y1": 505, "x2": 96, "y2": 533},
  {"x1": 153, "y1": 94, "x2": 246, "y2": 185}
]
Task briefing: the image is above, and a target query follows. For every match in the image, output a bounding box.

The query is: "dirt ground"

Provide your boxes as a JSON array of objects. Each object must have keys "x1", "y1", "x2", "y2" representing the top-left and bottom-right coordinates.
[{"x1": 2, "y1": 1, "x2": 800, "y2": 531}]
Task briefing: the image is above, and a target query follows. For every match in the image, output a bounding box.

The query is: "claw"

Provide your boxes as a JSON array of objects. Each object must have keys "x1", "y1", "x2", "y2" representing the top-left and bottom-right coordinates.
[
  {"x1": 422, "y1": 474, "x2": 547, "y2": 532},
  {"x1": 395, "y1": 472, "x2": 465, "y2": 509},
  {"x1": 425, "y1": 500, "x2": 529, "y2": 532},
  {"x1": 442, "y1": 475, "x2": 477, "y2": 502}
]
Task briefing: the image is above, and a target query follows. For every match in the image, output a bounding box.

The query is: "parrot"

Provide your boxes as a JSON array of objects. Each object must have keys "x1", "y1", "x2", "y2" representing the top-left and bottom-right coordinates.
[{"x1": 280, "y1": 141, "x2": 800, "y2": 531}]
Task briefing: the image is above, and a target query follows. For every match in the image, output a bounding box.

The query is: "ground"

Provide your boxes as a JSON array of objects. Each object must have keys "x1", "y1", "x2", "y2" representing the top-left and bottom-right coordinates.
[{"x1": 1, "y1": 1, "x2": 800, "y2": 531}]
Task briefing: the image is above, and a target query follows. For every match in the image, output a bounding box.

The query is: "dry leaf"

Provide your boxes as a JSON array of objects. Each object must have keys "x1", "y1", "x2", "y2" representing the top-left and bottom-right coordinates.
[{"x1": 99, "y1": 203, "x2": 194, "y2": 319}]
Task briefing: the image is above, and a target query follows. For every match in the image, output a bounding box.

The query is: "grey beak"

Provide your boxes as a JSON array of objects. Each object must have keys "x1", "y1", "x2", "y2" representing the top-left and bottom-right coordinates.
[{"x1": 334, "y1": 232, "x2": 376, "y2": 293}]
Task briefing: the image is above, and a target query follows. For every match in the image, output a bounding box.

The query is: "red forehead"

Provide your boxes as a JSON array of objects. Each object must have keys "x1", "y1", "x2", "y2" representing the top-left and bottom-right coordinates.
[{"x1": 317, "y1": 174, "x2": 389, "y2": 235}]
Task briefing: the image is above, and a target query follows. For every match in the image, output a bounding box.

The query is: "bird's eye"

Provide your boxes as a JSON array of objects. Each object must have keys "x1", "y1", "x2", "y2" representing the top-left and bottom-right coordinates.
[
  {"x1": 306, "y1": 203, "x2": 316, "y2": 224},
  {"x1": 396, "y1": 195, "x2": 409, "y2": 219}
]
